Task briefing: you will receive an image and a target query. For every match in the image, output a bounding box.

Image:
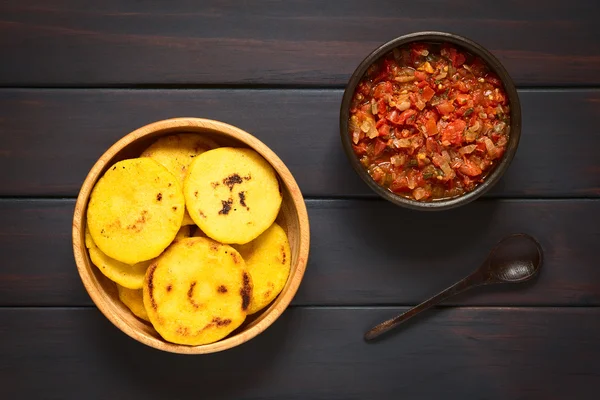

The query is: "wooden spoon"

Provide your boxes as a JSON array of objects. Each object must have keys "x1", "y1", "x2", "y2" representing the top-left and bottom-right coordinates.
[{"x1": 364, "y1": 233, "x2": 543, "y2": 341}]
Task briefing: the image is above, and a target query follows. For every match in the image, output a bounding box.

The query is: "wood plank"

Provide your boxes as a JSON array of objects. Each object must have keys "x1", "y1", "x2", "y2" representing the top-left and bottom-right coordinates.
[
  {"x1": 0, "y1": 1, "x2": 598, "y2": 86},
  {"x1": 0, "y1": 88, "x2": 599, "y2": 197},
  {"x1": 1, "y1": 307, "x2": 598, "y2": 399},
  {"x1": 2, "y1": 198, "x2": 599, "y2": 307}
]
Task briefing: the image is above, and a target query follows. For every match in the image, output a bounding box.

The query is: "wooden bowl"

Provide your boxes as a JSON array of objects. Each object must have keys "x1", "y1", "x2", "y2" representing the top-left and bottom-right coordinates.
[
  {"x1": 340, "y1": 31, "x2": 522, "y2": 211},
  {"x1": 72, "y1": 117, "x2": 310, "y2": 354}
]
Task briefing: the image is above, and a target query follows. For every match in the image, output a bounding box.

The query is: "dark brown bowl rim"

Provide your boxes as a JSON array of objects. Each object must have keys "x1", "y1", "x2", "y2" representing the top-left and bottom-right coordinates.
[{"x1": 339, "y1": 31, "x2": 522, "y2": 211}]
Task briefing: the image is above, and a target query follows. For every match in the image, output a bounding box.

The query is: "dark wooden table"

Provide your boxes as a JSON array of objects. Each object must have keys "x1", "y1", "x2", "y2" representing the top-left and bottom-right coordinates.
[{"x1": 2, "y1": 1, "x2": 599, "y2": 399}]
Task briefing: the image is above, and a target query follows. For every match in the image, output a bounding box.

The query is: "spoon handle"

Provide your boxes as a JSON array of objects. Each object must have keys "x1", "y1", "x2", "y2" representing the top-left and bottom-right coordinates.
[{"x1": 364, "y1": 272, "x2": 483, "y2": 341}]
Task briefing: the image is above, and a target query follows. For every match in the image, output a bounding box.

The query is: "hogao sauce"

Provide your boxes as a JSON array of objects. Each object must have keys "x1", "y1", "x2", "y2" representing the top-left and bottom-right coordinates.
[{"x1": 349, "y1": 42, "x2": 510, "y2": 201}]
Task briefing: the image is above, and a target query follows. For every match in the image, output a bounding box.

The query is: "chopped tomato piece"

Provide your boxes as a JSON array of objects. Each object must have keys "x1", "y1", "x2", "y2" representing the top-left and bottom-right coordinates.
[
  {"x1": 352, "y1": 142, "x2": 368, "y2": 156},
  {"x1": 390, "y1": 175, "x2": 410, "y2": 192},
  {"x1": 444, "y1": 47, "x2": 466, "y2": 67},
  {"x1": 455, "y1": 81, "x2": 470, "y2": 93},
  {"x1": 472, "y1": 90, "x2": 484, "y2": 105},
  {"x1": 425, "y1": 118, "x2": 438, "y2": 135},
  {"x1": 386, "y1": 110, "x2": 400, "y2": 124},
  {"x1": 423, "y1": 109, "x2": 439, "y2": 122},
  {"x1": 377, "y1": 99, "x2": 387, "y2": 115},
  {"x1": 397, "y1": 109, "x2": 417, "y2": 124},
  {"x1": 476, "y1": 141, "x2": 487, "y2": 153},
  {"x1": 414, "y1": 97, "x2": 426, "y2": 111},
  {"x1": 414, "y1": 71, "x2": 428, "y2": 81},
  {"x1": 373, "y1": 139, "x2": 387, "y2": 156},
  {"x1": 372, "y1": 81, "x2": 393, "y2": 98},
  {"x1": 440, "y1": 120, "x2": 467, "y2": 145},
  {"x1": 377, "y1": 123, "x2": 391, "y2": 138},
  {"x1": 454, "y1": 53, "x2": 466, "y2": 67},
  {"x1": 436, "y1": 101, "x2": 455, "y2": 115},
  {"x1": 422, "y1": 86, "x2": 435, "y2": 102},
  {"x1": 426, "y1": 137, "x2": 439, "y2": 153}
]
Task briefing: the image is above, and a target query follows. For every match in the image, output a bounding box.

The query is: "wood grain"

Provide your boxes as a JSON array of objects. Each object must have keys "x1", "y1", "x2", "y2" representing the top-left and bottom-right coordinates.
[
  {"x1": 1, "y1": 307, "x2": 599, "y2": 399},
  {"x1": 2, "y1": 198, "x2": 599, "y2": 307},
  {"x1": 0, "y1": 1, "x2": 598, "y2": 86},
  {"x1": 0, "y1": 89, "x2": 599, "y2": 197}
]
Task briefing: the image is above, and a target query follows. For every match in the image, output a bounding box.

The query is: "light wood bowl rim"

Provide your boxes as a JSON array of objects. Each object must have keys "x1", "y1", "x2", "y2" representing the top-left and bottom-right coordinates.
[{"x1": 72, "y1": 117, "x2": 310, "y2": 354}]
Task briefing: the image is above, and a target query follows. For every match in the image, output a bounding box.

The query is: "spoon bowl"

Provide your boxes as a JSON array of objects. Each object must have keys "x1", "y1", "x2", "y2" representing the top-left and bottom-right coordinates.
[{"x1": 483, "y1": 234, "x2": 542, "y2": 283}]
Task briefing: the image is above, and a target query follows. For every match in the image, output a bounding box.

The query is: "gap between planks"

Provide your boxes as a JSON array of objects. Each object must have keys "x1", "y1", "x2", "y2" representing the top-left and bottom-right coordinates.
[{"x1": 0, "y1": 85, "x2": 599, "y2": 91}]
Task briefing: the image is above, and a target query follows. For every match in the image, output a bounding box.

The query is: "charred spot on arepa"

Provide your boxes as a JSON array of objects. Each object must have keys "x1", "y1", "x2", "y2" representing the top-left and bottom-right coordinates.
[
  {"x1": 176, "y1": 326, "x2": 190, "y2": 336},
  {"x1": 212, "y1": 317, "x2": 232, "y2": 327},
  {"x1": 223, "y1": 173, "x2": 244, "y2": 190},
  {"x1": 241, "y1": 272, "x2": 251, "y2": 311},
  {"x1": 107, "y1": 219, "x2": 123, "y2": 230},
  {"x1": 146, "y1": 264, "x2": 158, "y2": 310},
  {"x1": 217, "y1": 285, "x2": 228, "y2": 293},
  {"x1": 131, "y1": 209, "x2": 148, "y2": 230},
  {"x1": 232, "y1": 222, "x2": 290, "y2": 315},
  {"x1": 188, "y1": 281, "x2": 197, "y2": 298},
  {"x1": 219, "y1": 198, "x2": 233, "y2": 215},
  {"x1": 238, "y1": 191, "x2": 249, "y2": 210},
  {"x1": 187, "y1": 281, "x2": 196, "y2": 298},
  {"x1": 187, "y1": 281, "x2": 203, "y2": 309}
]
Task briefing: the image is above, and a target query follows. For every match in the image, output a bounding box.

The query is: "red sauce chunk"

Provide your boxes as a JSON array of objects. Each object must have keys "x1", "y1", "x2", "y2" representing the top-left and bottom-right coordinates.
[{"x1": 349, "y1": 42, "x2": 510, "y2": 201}]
